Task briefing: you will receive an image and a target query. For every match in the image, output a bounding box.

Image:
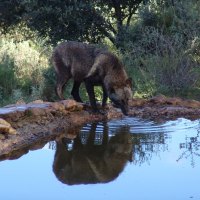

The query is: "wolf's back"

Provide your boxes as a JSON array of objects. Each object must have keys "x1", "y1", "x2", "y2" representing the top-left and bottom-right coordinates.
[{"x1": 52, "y1": 41, "x2": 106, "y2": 81}]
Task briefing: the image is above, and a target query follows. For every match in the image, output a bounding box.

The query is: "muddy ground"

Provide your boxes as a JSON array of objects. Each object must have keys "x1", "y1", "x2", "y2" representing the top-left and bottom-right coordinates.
[{"x1": 0, "y1": 95, "x2": 200, "y2": 160}]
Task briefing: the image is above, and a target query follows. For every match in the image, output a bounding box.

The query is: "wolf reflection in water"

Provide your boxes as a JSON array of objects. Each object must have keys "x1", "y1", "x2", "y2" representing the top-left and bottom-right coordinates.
[{"x1": 53, "y1": 123, "x2": 133, "y2": 185}]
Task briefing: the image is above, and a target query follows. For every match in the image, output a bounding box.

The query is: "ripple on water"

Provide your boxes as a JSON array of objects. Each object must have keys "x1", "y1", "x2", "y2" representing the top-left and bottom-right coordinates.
[{"x1": 81, "y1": 117, "x2": 200, "y2": 135}]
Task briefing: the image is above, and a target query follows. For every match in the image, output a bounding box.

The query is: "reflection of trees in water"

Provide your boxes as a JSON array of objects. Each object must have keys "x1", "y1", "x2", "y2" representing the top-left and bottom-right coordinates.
[
  {"x1": 177, "y1": 127, "x2": 200, "y2": 167},
  {"x1": 131, "y1": 133, "x2": 169, "y2": 165},
  {"x1": 48, "y1": 121, "x2": 172, "y2": 185},
  {"x1": 70, "y1": 124, "x2": 169, "y2": 166},
  {"x1": 49, "y1": 122, "x2": 170, "y2": 165}
]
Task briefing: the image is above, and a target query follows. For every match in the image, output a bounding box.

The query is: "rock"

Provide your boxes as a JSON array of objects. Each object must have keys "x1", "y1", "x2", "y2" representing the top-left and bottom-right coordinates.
[
  {"x1": 0, "y1": 118, "x2": 11, "y2": 126},
  {"x1": 149, "y1": 95, "x2": 167, "y2": 104},
  {"x1": 16, "y1": 100, "x2": 26, "y2": 105},
  {"x1": 0, "y1": 134, "x2": 6, "y2": 140},
  {"x1": 129, "y1": 98, "x2": 147, "y2": 107},
  {"x1": 0, "y1": 124, "x2": 10, "y2": 133},
  {"x1": 25, "y1": 107, "x2": 47, "y2": 117},
  {"x1": 30, "y1": 100, "x2": 44, "y2": 104},
  {"x1": 0, "y1": 118, "x2": 17, "y2": 135},
  {"x1": 165, "y1": 97, "x2": 183, "y2": 105},
  {"x1": 8, "y1": 127, "x2": 17, "y2": 134},
  {"x1": 61, "y1": 99, "x2": 83, "y2": 111},
  {"x1": 106, "y1": 105, "x2": 123, "y2": 119},
  {"x1": 50, "y1": 102, "x2": 66, "y2": 112},
  {"x1": 181, "y1": 100, "x2": 200, "y2": 108}
]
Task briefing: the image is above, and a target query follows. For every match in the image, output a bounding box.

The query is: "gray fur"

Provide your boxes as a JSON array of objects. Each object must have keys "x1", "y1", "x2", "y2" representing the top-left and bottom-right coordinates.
[{"x1": 52, "y1": 41, "x2": 133, "y2": 115}]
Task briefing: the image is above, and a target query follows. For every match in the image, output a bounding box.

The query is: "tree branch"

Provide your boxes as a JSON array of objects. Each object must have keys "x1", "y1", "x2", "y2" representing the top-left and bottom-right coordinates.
[
  {"x1": 111, "y1": 0, "x2": 123, "y2": 27},
  {"x1": 126, "y1": 5, "x2": 140, "y2": 28}
]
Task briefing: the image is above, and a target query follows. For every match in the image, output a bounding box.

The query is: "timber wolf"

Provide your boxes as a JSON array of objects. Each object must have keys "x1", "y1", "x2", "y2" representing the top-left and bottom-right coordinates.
[{"x1": 52, "y1": 41, "x2": 133, "y2": 115}]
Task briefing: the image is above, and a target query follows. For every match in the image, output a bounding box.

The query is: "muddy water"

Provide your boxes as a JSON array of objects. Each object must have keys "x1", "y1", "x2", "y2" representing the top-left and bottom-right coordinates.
[{"x1": 0, "y1": 117, "x2": 200, "y2": 200}]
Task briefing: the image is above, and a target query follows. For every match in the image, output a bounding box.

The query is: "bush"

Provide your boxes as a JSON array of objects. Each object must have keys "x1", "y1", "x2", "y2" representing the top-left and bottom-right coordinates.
[
  {"x1": 0, "y1": 25, "x2": 51, "y2": 106},
  {"x1": 121, "y1": 0, "x2": 200, "y2": 99},
  {"x1": 1, "y1": 1, "x2": 200, "y2": 105}
]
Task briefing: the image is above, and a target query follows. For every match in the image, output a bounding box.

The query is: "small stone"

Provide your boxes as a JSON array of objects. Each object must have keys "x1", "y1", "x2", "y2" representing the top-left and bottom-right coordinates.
[
  {"x1": 8, "y1": 127, "x2": 17, "y2": 134},
  {"x1": 51, "y1": 102, "x2": 66, "y2": 111},
  {"x1": 165, "y1": 97, "x2": 183, "y2": 105},
  {"x1": 0, "y1": 118, "x2": 17, "y2": 135},
  {"x1": 0, "y1": 133, "x2": 6, "y2": 140},
  {"x1": 16, "y1": 99, "x2": 26, "y2": 104},
  {"x1": 0, "y1": 124, "x2": 17, "y2": 135},
  {"x1": 149, "y1": 95, "x2": 167, "y2": 104},
  {"x1": 129, "y1": 98, "x2": 147, "y2": 107},
  {"x1": 61, "y1": 100, "x2": 83, "y2": 111},
  {"x1": 30, "y1": 100, "x2": 44, "y2": 104},
  {"x1": 182, "y1": 100, "x2": 200, "y2": 108},
  {"x1": 0, "y1": 124, "x2": 10, "y2": 133},
  {"x1": 26, "y1": 107, "x2": 47, "y2": 116},
  {"x1": 0, "y1": 118, "x2": 11, "y2": 126}
]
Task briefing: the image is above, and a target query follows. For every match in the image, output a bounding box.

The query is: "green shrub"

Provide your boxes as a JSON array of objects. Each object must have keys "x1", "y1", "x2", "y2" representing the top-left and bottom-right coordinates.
[
  {"x1": 0, "y1": 25, "x2": 51, "y2": 106},
  {"x1": 0, "y1": 60, "x2": 16, "y2": 96},
  {"x1": 1, "y1": 0, "x2": 200, "y2": 106},
  {"x1": 41, "y1": 66, "x2": 57, "y2": 101},
  {"x1": 121, "y1": 0, "x2": 200, "y2": 99}
]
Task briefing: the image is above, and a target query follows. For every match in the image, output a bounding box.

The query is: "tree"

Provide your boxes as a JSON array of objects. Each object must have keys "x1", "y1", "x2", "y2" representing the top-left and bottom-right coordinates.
[
  {"x1": 0, "y1": 0, "x2": 145, "y2": 47},
  {"x1": 95, "y1": 0, "x2": 145, "y2": 47},
  {"x1": 0, "y1": 0, "x2": 25, "y2": 30}
]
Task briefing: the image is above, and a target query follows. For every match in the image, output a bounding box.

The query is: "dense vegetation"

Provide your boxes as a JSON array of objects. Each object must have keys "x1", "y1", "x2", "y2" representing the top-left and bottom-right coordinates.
[{"x1": 0, "y1": 0, "x2": 200, "y2": 106}]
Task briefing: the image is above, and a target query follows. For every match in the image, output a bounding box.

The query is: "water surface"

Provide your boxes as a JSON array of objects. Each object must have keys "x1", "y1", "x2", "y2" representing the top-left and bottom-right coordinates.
[{"x1": 0, "y1": 117, "x2": 200, "y2": 200}]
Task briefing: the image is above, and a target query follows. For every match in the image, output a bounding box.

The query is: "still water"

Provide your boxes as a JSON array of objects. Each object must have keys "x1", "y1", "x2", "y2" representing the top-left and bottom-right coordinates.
[{"x1": 0, "y1": 117, "x2": 200, "y2": 200}]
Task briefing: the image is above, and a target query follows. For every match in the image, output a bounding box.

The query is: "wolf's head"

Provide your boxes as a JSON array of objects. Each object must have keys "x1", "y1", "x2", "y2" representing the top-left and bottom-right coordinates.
[{"x1": 109, "y1": 78, "x2": 133, "y2": 115}]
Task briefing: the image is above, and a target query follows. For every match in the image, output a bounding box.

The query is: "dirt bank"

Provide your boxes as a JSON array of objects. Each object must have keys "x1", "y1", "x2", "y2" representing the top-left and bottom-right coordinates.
[{"x1": 0, "y1": 95, "x2": 200, "y2": 159}]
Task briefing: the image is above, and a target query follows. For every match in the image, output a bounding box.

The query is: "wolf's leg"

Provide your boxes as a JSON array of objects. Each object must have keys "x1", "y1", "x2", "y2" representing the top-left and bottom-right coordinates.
[
  {"x1": 73, "y1": 134, "x2": 83, "y2": 150},
  {"x1": 86, "y1": 123, "x2": 97, "y2": 147},
  {"x1": 53, "y1": 139, "x2": 70, "y2": 175},
  {"x1": 102, "y1": 122, "x2": 108, "y2": 146},
  {"x1": 102, "y1": 85, "x2": 108, "y2": 107},
  {"x1": 56, "y1": 75, "x2": 70, "y2": 100},
  {"x1": 84, "y1": 80, "x2": 98, "y2": 113},
  {"x1": 71, "y1": 81, "x2": 83, "y2": 102},
  {"x1": 53, "y1": 54, "x2": 71, "y2": 100}
]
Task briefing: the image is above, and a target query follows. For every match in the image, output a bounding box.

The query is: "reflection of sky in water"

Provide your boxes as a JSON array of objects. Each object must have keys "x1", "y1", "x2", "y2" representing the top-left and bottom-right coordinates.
[{"x1": 0, "y1": 118, "x2": 200, "y2": 200}]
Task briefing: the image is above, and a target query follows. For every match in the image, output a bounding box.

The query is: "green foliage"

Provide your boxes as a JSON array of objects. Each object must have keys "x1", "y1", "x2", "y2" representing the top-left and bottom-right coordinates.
[
  {"x1": 0, "y1": 0, "x2": 144, "y2": 46},
  {"x1": 1, "y1": 0, "x2": 200, "y2": 106},
  {"x1": 121, "y1": 0, "x2": 200, "y2": 99},
  {"x1": 41, "y1": 66, "x2": 57, "y2": 101},
  {"x1": 0, "y1": 61, "x2": 16, "y2": 97},
  {"x1": 0, "y1": 25, "x2": 51, "y2": 106}
]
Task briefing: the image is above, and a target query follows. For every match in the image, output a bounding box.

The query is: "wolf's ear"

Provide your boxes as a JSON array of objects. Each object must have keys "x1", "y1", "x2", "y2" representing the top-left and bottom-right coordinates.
[{"x1": 126, "y1": 77, "x2": 132, "y2": 88}]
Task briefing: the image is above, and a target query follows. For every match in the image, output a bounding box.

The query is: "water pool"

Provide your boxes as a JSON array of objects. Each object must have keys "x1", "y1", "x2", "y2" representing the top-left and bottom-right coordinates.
[{"x1": 0, "y1": 117, "x2": 199, "y2": 200}]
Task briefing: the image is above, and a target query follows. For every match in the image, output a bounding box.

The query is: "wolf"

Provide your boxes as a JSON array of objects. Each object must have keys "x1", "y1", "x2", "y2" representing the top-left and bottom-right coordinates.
[
  {"x1": 52, "y1": 41, "x2": 133, "y2": 115},
  {"x1": 53, "y1": 122, "x2": 133, "y2": 185}
]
